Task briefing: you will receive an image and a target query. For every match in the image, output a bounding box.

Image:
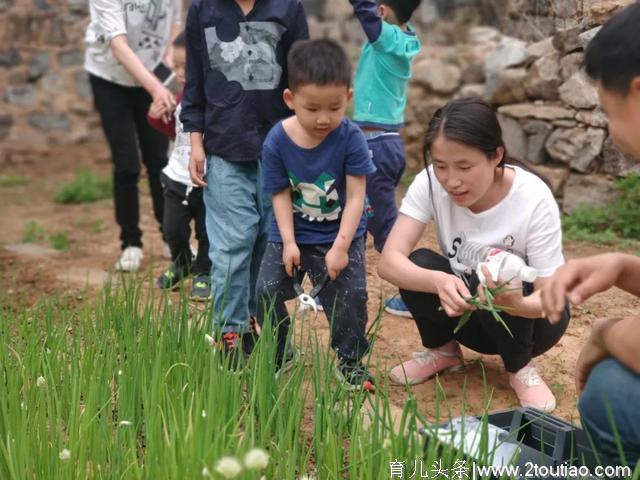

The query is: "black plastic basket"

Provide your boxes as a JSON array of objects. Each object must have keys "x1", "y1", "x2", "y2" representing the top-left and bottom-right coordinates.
[{"x1": 421, "y1": 407, "x2": 614, "y2": 479}]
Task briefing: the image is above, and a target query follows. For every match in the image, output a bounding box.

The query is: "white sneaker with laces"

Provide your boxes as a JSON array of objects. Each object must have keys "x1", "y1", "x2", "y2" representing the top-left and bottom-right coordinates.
[{"x1": 115, "y1": 246, "x2": 143, "y2": 272}]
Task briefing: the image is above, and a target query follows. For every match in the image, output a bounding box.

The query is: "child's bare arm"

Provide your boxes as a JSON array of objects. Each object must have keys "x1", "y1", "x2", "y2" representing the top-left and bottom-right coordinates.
[
  {"x1": 272, "y1": 188, "x2": 299, "y2": 277},
  {"x1": 542, "y1": 253, "x2": 640, "y2": 322},
  {"x1": 325, "y1": 175, "x2": 366, "y2": 280}
]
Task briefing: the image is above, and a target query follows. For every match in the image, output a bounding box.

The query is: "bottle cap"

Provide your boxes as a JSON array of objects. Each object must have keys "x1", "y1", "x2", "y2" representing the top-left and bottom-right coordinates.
[{"x1": 520, "y1": 266, "x2": 538, "y2": 282}]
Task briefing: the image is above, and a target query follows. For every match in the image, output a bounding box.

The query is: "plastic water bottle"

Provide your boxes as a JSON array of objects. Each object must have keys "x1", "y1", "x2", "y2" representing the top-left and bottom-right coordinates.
[
  {"x1": 436, "y1": 416, "x2": 521, "y2": 467},
  {"x1": 457, "y1": 241, "x2": 537, "y2": 284}
]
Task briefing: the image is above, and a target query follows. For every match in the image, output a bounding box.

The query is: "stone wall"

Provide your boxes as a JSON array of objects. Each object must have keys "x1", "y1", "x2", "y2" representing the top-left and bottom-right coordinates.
[
  {"x1": 0, "y1": 0, "x2": 95, "y2": 166},
  {"x1": 2, "y1": 0, "x2": 638, "y2": 212}
]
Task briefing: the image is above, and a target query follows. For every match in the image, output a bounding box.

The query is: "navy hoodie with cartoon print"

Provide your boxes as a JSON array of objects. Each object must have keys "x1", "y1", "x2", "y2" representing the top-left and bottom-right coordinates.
[{"x1": 181, "y1": 0, "x2": 309, "y2": 163}]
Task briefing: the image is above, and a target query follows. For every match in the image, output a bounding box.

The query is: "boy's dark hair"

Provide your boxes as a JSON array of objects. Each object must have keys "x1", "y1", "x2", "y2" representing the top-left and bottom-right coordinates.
[
  {"x1": 172, "y1": 31, "x2": 186, "y2": 48},
  {"x1": 585, "y1": 1, "x2": 640, "y2": 96},
  {"x1": 287, "y1": 39, "x2": 351, "y2": 91},
  {"x1": 377, "y1": 0, "x2": 423, "y2": 24}
]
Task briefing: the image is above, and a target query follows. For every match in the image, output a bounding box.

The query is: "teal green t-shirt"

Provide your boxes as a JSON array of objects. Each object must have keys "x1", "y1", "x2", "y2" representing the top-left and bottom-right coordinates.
[{"x1": 353, "y1": 22, "x2": 421, "y2": 130}]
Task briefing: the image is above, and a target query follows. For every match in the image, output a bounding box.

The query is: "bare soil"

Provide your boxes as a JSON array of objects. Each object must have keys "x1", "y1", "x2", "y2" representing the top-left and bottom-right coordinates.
[{"x1": 2, "y1": 139, "x2": 639, "y2": 426}]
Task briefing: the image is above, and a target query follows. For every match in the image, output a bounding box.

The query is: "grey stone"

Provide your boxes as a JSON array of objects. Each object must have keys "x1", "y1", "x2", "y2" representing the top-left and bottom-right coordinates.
[
  {"x1": 28, "y1": 52, "x2": 50, "y2": 80},
  {"x1": 579, "y1": 26, "x2": 602, "y2": 49},
  {"x1": 576, "y1": 109, "x2": 608, "y2": 128},
  {"x1": 0, "y1": 114, "x2": 13, "y2": 139},
  {"x1": 559, "y1": 70, "x2": 599, "y2": 109},
  {"x1": 552, "y1": 0, "x2": 582, "y2": 19},
  {"x1": 523, "y1": 120, "x2": 552, "y2": 164},
  {"x1": 0, "y1": 0, "x2": 12, "y2": 11},
  {"x1": 467, "y1": 26, "x2": 502, "y2": 46},
  {"x1": 413, "y1": 0, "x2": 440, "y2": 25},
  {"x1": 58, "y1": 49, "x2": 84, "y2": 67},
  {"x1": 29, "y1": 112, "x2": 71, "y2": 131},
  {"x1": 498, "y1": 103, "x2": 575, "y2": 121},
  {"x1": 602, "y1": 137, "x2": 640, "y2": 177},
  {"x1": 545, "y1": 127, "x2": 606, "y2": 172},
  {"x1": 562, "y1": 174, "x2": 617, "y2": 213},
  {"x1": 5, "y1": 85, "x2": 37, "y2": 106},
  {"x1": 5, "y1": 243, "x2": 59, "y2": 257},
  {"x1": 485, "y1": 68, "x2": 527, "y2": 105},
  {"x1": 33, "y1": 0, "x2": 53, "y2": 10},
  {"x1": 498, "y1": 114, "x2": 528, "y2": 161},
  {"x1": 40, "y1": 72, "x2": 65, "y2": 94},
  {"x1": 458, "y1": 83, "x2": 485, "y2": 98},
  {"x1": 47, "y1": 16, "x2": 67, "y2": 45},
  {"x1": 586, "y1": 0, "x2": 634, "y2": 27},
  {"x1": 560, "y1": 52, "x2": 584, "y2": 82},
  {"x1": 552, "y1": 26, "x2": 583, "y2": 54},
  {"x1": 74, "y1": 71, "x2": 92, "y2": 99},
  {"x1": 67, "y1": 0, "x2": 88, "y2": 13},
  {"x1": 413, "y1": 59, "x2": 462, "y2": 95},
  {"x1": 526, "y1": 37, "x2": 554, "y2": 63},
  {"x1": 484, "y1": 37, "x2": 528, "y2": 77},
  {"x1": 552, "y1": 119, "x2": 578, "y2": 128},
  {"x1": 525, "y1": 52, "x2": 561, "y2": 100},
  {"x1": 533, "y1": 164, "x2": 570, "y2": 196},
  {"x1": 0, "y1": 48, "x2": 21, "y2": 68}
]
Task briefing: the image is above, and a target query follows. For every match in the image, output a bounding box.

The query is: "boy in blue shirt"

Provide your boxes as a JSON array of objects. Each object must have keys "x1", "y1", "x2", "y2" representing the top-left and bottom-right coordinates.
[
  {"x1": 350, "y1": 0, "x2": 422, "y2": 317},
  {"x1": 257, "y1": 39, "x2": 377, "y2": 391},
  {"x1": 181, "y1": 0, "x2": 308, "y2": 361}
]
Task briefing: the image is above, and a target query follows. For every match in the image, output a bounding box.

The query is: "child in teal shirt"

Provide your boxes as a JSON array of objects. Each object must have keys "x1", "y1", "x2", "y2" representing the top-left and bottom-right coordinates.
[{"x1": 350, "y1": 0, "x2": 422, "y2": 317}]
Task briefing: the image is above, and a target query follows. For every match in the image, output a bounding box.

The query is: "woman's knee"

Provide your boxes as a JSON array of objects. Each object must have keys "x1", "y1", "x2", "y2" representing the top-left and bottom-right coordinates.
[{"x1": 408, "y1": 248, "x2": 451, "y2": 272}]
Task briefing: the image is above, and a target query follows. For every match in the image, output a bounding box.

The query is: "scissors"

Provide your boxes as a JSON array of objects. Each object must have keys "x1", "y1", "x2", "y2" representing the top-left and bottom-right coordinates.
[{"x1": 292, "y1": 266, "x2": 330, "y2": 313}]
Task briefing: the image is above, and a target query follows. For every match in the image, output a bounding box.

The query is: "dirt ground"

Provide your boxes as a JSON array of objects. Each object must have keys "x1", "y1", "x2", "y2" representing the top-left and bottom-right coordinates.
[{"x1": 2, "y1": 139, "x2": 639, "y2": 426}]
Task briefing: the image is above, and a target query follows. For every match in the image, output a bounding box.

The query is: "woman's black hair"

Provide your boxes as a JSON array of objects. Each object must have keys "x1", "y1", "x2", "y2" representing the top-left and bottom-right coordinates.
[{"x1": 422, "y1": 97, "x2": 549, "y2": 212}]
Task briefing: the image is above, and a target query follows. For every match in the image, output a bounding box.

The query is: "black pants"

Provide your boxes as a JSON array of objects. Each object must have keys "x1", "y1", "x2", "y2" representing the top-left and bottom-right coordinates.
[
  {"x1": 400, "y1": 249, "x2": 570, "y2": 372},
  {"x1": 160, "y1": 173, "x2": 211, "y2": 276},
  {"x1": 256, "y1": 237, "x2": 369, "y2": 362},
  {"x1": 89, "y1": 74, "x2": 168, "y2": 249}
]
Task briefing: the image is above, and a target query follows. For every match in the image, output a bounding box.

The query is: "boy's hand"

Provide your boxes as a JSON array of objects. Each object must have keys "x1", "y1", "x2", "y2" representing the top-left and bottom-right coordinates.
[
  {"x1": 282, "y1": 241, "x2": 301, "y2": 277},
  {"x1": 148, "y1": 98, "x2": 167, "y2": 121},
  {"x1": 189, "y1": 144, "x2": 207, "y2": 187},
  {"x1": 325, "y1": 245, "x2": 349, "y2": 281},
  {"x1": 151, "y1": 84, "x2": 176, "y2": 123},
  {"x1": 541, "y1": 254, "x2": 622, "y2": 323}
]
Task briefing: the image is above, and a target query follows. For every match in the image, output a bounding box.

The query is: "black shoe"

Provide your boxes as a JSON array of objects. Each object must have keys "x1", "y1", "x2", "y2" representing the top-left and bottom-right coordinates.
[
  {"x1": 156, "y1": 263, "x2": 188, "y2": 290},
  {"x1": 242, "y1": 316, "x2": 260, "y2": 356},
  {"x1": 335, "y1": 359, "x2": 375, "y2": 393},
  {"x1": 189, "y1": 275, "x2": 211, "y2": 301}
]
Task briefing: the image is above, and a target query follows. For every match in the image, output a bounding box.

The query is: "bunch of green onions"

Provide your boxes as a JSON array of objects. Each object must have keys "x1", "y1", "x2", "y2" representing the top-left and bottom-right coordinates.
[{"x1": 448, "y1": 282, "x2": 517, "y2": 337}]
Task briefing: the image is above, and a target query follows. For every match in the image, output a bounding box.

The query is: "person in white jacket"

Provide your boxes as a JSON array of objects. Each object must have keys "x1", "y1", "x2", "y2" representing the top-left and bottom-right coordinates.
[{"x1": 85, "y1": 0, "x2": 182, "y2": 272}]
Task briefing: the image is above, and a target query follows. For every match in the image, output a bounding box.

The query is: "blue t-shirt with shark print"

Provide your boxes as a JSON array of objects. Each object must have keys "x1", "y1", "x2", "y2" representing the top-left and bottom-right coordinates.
[{"x1": 262, "y1": 118, "x2": 377, "y2": 244}]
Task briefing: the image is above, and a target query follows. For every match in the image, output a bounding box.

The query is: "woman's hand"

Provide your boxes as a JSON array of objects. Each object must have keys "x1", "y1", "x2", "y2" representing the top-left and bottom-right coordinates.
[
  {"x1": 436, "y1": 273, "x2": 474, "y2": 317},
  {"x1": 151, "y1": 83, "x2": 176, "y2": 122},
  {"x1": 477, "y1": 265, "x2": 523, "y2": 311}
]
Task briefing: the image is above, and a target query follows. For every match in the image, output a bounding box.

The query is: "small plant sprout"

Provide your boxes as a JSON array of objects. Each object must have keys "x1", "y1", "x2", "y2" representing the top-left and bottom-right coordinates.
[
  {"x1": 215, "y1": 456, "x2": 243, "y2": 479},
  {"x1": 244, "y1": 448, "x2": 269, "y2": 470},
  {"x1": 59, "y1": 449, "x2": 71, "y2": 461},
  {"x1": 36, "y1": 376, "x2": 46, "y2": 388}
]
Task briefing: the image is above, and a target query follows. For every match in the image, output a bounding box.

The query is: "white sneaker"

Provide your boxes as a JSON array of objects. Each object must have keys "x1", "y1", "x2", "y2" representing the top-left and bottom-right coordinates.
[{"x1": 115, "y1": 246, "x2": 143, "y2": 272}]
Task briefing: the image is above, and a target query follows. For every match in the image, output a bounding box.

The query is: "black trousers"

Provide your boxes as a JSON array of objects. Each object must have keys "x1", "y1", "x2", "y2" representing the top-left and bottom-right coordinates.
[
  {"x1": 89, "y1": 74, "x2": 168, "y2": 249},
  {"x1": 160, "y1": 173, "x2": 211, "y2": 276},
  {"x1": 399, "y1": 249, "x2": 570, "y2": 372},
  {"x1": 256, "y1": 237, "x2": 369, "y2": 362}
]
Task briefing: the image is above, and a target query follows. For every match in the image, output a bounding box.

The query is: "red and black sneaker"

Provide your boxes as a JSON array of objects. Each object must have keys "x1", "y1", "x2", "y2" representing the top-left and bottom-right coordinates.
[
  {"x1": 220, "y1": 332, "x2": 245, "y2": 369},
  {"x1": 335, "y1": 359, "x2": 376, "y2": 393}
]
